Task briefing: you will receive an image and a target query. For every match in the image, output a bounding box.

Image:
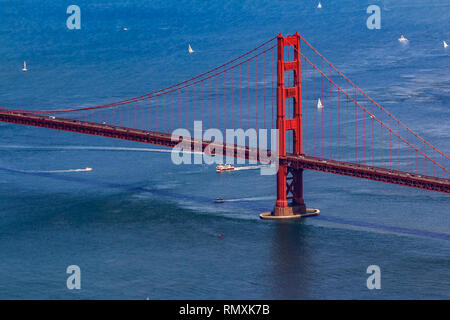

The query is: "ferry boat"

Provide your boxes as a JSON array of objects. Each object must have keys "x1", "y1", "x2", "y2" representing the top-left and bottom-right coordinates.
[{"x1": 216, "y1": 164, "x2": 235, "y2": 172}]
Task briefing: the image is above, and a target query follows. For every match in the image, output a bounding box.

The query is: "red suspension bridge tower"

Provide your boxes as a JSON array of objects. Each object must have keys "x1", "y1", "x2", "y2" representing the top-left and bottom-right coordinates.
[
  {"x1": 0, "y1": 32, "x2": 448, "y2": 218},
  {"x1": 261, "y1": 33, "x2": 320, "y2": 219}
]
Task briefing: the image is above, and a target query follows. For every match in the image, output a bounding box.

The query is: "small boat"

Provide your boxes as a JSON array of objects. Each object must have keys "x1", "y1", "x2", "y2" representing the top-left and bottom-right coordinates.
[
  {"x1": 444, "y1": 41, "x2": 449, "y2": 48},
  {"x1": 317, "y1": 98, "x2": 323, "y2": 109},
  {"x1": 216, "y1": 164, "x2": 235, "y2": 172},
  {"x1": 317, "y1": 2, "x2": 322, "y2": 9},
  {"x1": 214, "y1": 198, "x2": 225, "y2": 203},
  {"x1": 22, "y1": 61, "x2": 27, "y2": 72},
  {"x1": 398, "y1": 35, "x2": 408, "y2": 42},
  {"x1": 188, "y1": 44, "x2": 194, "y2": 54}
]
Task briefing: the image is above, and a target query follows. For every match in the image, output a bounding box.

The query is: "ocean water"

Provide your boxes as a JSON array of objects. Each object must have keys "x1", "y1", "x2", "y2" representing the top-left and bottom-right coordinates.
[{"x1": 0, "y1": 0, "x2": 449, "y2": 299}]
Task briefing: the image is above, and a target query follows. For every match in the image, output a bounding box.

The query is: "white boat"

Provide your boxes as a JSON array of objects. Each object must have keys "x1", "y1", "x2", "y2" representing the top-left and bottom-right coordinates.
[
  {"x1": 444, "y1": 41, "x2": 449, "y2": 48},
  {"x1": 398, "y1": 35, "x2": 408, "y2": 42},
  {"x1": 188, "y1": 44, "x2": 194, "y2": 54},
  {"x1": 317, "y1": 2, "x2": 322, "y2": 9},
  {"x1": 22, "y1": 61, "x2": 27, "y2": 72},
  {"x1": 317, "y1": 98, "x2": 323, "y2": 109},
  {"x1": 216, "y1": 164, "x2": 235, "y2": 172}
]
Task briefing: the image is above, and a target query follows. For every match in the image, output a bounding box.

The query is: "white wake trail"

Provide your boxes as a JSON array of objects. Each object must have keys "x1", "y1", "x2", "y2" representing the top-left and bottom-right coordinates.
[
  {"x1": 19, "y1": 167, "x2": 93, "y2": 173},
  {"x1": 232, "y1": 165, "x2": 271, "y2": 171},
  {"x1": 220, "y1": 196, "x2": 274, "y2": 202}
]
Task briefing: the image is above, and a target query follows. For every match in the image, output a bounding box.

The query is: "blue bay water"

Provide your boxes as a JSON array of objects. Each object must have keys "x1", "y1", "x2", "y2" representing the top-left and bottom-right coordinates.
[{"x1": 0, "y1": 0, "x2": 449, "y2": 299}]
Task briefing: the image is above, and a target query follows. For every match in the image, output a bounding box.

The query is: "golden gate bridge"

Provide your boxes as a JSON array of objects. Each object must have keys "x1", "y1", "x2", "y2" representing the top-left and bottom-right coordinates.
[{"x1": 1, "y1": 33, "x2": 449, "y2": 219}]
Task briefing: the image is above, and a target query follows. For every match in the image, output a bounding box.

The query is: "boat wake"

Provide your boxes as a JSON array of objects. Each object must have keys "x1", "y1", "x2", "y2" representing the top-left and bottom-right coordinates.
[
  {"x1": 18, "y1": 167, "x2": 93, "y2": 173},
  {"x1": 219, "y1": 196, "x2": 274, "y2": 202},
  {"x1": 232, "y1": 165, "x2": 271, "y2": 171}
]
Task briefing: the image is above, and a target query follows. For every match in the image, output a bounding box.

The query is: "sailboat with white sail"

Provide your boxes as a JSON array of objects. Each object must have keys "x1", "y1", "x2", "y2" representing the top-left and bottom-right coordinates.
[{"x1": 317, "y1": 98, "x2": 323, "y2": 109}]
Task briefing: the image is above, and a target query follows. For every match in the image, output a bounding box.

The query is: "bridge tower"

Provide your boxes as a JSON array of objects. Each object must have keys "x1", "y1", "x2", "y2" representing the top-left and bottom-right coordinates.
[{"x1": 261, "y1": 33, "x2": 319, "y2": 219}]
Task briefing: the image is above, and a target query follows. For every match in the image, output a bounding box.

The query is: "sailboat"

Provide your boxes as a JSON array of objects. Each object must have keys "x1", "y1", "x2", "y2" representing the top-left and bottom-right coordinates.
[
  {"x1": 188, "y1": 44, "x2": 194, "y2": 54},
  {"x1": 398, "y1": 35, "x2": 408, "y2": 42},
  {"x1": 317, "y1": 98, "x2": 323, "y2": 109},
  {"x1": 317, "y1": 2, "x2": 322, "y2": 9},
  {"x1": 22, "y1": 61, "x2": 27, "y2": 72},
  {"x1": 444, "y1": 41, "x2": 449, "y2": 49}
]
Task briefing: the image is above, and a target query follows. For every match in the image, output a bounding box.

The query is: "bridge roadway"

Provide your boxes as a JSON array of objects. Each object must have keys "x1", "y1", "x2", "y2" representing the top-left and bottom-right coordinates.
[{"x1": 1, "y1": 109, "x2": 449, "y2": 193}]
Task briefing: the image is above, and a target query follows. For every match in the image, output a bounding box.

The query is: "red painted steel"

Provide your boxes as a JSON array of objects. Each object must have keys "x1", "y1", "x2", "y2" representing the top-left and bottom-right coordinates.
[
  {"x1": 274, "y1": 33, "x2": 307, "y2": 216},
  {"x1": 0, "y1": 32, "x2": 449, "y2": 201},
  {"x1": 0, "y1": 110, "x2": 448, "y2": 193}
]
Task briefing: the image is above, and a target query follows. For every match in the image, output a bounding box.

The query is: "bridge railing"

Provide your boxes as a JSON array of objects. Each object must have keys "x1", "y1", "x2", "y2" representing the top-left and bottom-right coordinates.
[{"x1": 1, "y1": 34, "x2": 448, "y2": 179}]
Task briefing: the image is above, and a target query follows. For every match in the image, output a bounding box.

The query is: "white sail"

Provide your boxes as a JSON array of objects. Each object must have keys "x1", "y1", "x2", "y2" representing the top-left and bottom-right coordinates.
[
  {"x1": 188, "y1": 44, "x2": 194, "y2": 54},
  {"x1": 317, "y1": 98, "x2": 323, "y2": 109},
  {"x1": 398, "y1": 35, "x2": 408, "y2": 42},
  {"x1": 22, "y1": 61, "x2": 27, "y2": 72},
  {"x1": 444, "y1": 41, "x2": 449, "y2": 48},
  {"x1": 317, "y1": 2, "x2": 322, "y2": 9}
]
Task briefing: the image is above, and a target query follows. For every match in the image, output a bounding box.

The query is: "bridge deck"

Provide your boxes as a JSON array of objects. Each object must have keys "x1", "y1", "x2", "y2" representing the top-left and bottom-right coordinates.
[{"x1": 1, "y1": 110, "x2": 449, "y2": 194}]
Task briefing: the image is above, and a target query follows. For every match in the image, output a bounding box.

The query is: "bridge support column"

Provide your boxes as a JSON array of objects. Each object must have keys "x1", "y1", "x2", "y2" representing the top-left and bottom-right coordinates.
[
  {"x1": 273, "y1": 165, "x2": 306, "y2": 216},
  {"x1": 261, "y1": 33, "x2": 319, "y2": 220}
]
